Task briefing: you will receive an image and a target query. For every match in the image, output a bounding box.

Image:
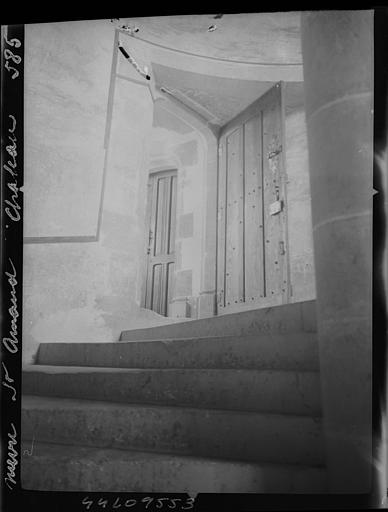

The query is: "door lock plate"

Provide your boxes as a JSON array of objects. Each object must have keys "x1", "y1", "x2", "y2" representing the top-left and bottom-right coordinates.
[{"x1": 269, "y1": 200, "x2": 283, "y2": 216}]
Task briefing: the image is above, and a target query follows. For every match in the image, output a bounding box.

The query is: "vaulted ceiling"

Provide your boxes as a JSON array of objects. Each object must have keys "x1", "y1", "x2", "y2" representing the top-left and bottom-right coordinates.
[
  {"x1": 152, "y1": 63, "x2": 275, "y2": 126},
  {"x1": 118, "y1": 13, "x2": 303, "y2": 127},
  {"x1": 121, "y1": 12, "x2": 302, "y2": 65}
]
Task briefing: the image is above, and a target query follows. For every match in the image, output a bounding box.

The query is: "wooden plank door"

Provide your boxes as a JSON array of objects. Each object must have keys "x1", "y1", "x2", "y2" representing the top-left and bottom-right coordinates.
[
  {"x1": 144, "y1": 169, "x2": 177, "y2": 316},
  {"x1": 217, "y1": 83, "x2": 289, "y2": 314}
]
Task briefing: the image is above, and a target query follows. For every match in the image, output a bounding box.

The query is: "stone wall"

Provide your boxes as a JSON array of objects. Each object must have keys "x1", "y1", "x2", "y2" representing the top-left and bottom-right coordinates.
[
  {"x1": 284, "y1": 82, "x2": 316, "y2": 303},
  {"x1": 23, "y1": 21, "x2": 157, "y2": 363}
]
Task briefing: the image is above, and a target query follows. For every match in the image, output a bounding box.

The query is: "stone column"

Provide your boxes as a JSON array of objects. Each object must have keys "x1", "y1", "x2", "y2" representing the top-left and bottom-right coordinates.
[{"x1": 301, "y1": 11, "x2": 374, "y2": 492}]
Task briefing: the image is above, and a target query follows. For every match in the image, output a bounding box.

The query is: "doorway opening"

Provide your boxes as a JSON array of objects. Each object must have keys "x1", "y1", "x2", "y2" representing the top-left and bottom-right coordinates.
[
  {"x1": 141, "y1": 79, "x2": 312, "y2": 321},
  {"x1": 216, "y1": 83, "x2": 290, "y2": 314},
  {"x1": 143, "y1": 169, "x2": 177, "y2": 316}
]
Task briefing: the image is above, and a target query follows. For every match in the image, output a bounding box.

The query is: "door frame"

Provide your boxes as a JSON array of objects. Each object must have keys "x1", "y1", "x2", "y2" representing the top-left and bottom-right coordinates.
[
  {"x1": 215, "y1": 81, "x2": 291, "y2": 315},
  {"x1": 141, "y1": 167, "x2": 178, "y2": 314}
]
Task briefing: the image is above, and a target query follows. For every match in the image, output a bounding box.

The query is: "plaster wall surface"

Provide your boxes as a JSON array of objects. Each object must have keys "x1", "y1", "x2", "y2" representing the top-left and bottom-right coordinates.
[
  {"x1": 22, "y1": 21, "x2": 166, "y2": 364},
  {"x1": 24, "y1": 20, "x2": 111, "y2": 238}
]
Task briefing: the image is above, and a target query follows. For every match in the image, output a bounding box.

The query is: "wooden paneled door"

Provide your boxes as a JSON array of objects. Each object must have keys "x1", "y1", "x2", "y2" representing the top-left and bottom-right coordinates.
[
  {"x1": 143, "y1": 169, "x2": 177, "y2": 316},
  {"x1": 217, "y1": 83, "x2": 289, "y2": 314}
]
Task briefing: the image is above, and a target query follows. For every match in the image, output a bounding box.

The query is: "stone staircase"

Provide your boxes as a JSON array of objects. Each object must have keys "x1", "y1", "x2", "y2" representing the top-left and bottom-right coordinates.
[{"x1": 21, "y1": 300, "x2": 327, "y2": 493}]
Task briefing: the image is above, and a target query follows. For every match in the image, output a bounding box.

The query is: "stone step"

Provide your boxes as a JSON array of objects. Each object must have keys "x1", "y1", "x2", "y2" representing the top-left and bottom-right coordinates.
[
  {"x1": 22, "y1": 365, "x2": 322, "y2": 416},
  {"x1": 120, "y1": 300, "x2": 317, "y2": 341},
  {"x1": 36, "y1": 333, "x2": 319, "y2": 371},
  {"x1": 21, "y1": 441, "x2": 327, "y2": 493},
  {"x1": 22, "y1": 396, "x2": 324, "y2": 466}
]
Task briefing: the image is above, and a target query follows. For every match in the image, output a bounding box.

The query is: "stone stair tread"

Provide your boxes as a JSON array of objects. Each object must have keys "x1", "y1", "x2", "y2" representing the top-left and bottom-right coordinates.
[
  {"x1": 22, "y1": 395, "x2": 324, "y2": 466},
  {"x1": 22, "y1": 364, "x2": 322, "y2": 415},
  {"x1": 36, "y1": 332, "x2": 319, "y2": 371},
  {"x1": 23, "y1": 364, "x2": 318, "y2": 373},
  {"x1": 120, "y1": 300, "x2": 317, "y2": 341},
  {"x1": 38, "y1": 332, "x2": 317, "y2": 345},
  {"x1": 21, "y1": 301, "x2": 322, "y2": 492},
  {"x1": 21, "y1": 439, "x2": 325, "y2": 468},
  {"x1": 21, "y1": 441, "x2": 327, "y2": 493},
  {"x1": 22, "y1": 394, "x2": 322, "y2": 420}
]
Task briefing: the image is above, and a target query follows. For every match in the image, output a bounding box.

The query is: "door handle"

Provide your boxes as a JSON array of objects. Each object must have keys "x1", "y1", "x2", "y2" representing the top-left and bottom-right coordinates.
[{"x1": 279, "y1": 241, "x2": 285, "y2": 255}]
